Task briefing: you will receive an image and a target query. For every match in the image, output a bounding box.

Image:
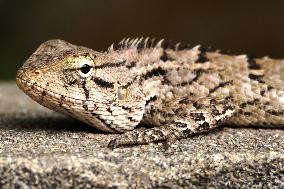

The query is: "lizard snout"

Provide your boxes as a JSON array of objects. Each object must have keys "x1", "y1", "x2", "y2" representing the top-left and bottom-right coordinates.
[{"x1": 16, "y1": 68, "x2": 24, "y2": 79}]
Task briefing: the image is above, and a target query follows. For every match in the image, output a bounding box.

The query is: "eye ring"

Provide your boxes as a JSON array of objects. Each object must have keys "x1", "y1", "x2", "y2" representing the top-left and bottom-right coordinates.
[{"x1": 76, "y1": 56, "x2": 94, "y2": 78}]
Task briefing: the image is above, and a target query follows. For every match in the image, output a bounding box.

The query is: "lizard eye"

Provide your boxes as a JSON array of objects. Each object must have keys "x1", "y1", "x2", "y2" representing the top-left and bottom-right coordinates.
[
  {"x1": 79, "y1": 64, "x2": 93, "y2": 77},
  {"x1": 80, "y1": 64, "x2": 92, "y2": 74}
]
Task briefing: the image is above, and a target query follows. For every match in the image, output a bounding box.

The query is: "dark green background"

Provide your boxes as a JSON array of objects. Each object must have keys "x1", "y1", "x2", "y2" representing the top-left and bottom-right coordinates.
[{"x1": 1, "y1": 1, "x2": 284, "y2": 80}]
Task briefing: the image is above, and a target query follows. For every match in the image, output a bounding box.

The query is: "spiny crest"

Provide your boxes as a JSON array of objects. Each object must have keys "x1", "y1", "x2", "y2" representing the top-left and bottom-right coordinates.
[{"x1": 108, "y1": 37, "x2": 193, "y2": 52}]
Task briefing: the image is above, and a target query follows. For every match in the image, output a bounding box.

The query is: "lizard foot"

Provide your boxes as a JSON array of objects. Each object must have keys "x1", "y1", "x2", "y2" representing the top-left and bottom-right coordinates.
[{"x1": 107, "y1": 124, "x2": 188, "y2": 149}]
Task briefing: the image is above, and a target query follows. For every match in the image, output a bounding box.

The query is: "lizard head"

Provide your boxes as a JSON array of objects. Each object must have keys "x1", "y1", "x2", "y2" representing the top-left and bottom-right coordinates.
[{"x1": 16, "y1": 39, "x2": 146, "y2": 133}]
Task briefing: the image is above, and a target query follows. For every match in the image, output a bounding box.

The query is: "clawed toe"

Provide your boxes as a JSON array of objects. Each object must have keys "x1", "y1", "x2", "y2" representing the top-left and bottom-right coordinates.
[{"x1": 107, "y1": 138, "x2": 119, "y2": 150}]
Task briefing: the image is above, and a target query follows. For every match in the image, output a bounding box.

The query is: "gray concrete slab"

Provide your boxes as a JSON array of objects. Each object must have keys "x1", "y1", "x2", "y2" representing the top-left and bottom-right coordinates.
[{"x1": 0, "y1": 82, "x2": 283, "y2": 188}]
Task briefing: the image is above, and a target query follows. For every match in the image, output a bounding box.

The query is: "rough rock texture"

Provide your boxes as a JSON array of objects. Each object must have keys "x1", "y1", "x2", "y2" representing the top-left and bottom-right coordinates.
[{"x1": 0, "y1": 82, "x2": 283, "y2": 188}]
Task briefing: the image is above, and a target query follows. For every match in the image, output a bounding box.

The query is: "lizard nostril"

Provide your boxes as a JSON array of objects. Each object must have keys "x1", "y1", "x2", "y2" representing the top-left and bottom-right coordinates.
[
  {"x1": 16, "y1": 69, "x2": 25, "y2": 79},
  {"x1": 17, "y1": 69, "x2": 23, "y2": 76},
  {"x1": 35, "y1": 70, "x2": 41, "y2": 75}
]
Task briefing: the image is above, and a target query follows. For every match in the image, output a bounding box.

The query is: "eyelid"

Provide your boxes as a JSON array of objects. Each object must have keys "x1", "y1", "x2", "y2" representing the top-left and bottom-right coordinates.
[
  {"x1": 66, "y1": 56, "x2": 95, "y2": 69},
  {"x1": 77, "y1": 58, "x2": 94, "y2": 77},
  {"x1": 79, "y1": 58, "x2": 94, "y2": 68}
]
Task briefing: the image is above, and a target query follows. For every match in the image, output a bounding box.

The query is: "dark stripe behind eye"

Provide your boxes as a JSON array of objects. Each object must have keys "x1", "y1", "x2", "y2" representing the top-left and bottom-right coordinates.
[
  {"x1": 92, "y1": 77, "x2": 114, "y2": 88},
  {"x1": 141, "y1": 67, "x2": 167, "y2": 80},
  {"x1": 95, "y1": 60, "x2": 126, "y2": 69}
]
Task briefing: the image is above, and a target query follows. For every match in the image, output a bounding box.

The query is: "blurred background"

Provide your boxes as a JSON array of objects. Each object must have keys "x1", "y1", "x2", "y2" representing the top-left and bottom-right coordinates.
[{"x1": 1, "y1": 0, "x2": 284, "y2": 80}]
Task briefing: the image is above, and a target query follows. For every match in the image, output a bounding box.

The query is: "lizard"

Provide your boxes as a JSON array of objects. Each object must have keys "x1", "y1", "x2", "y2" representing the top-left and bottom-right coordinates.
[{"x1": 16, "y1": 38, "x2": 284, "y2": 149}]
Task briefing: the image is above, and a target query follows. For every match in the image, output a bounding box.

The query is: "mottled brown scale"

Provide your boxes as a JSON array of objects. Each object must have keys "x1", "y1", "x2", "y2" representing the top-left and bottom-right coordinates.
[{"x1": 16, "y1": 38, "x2": 284, "y2": 148}]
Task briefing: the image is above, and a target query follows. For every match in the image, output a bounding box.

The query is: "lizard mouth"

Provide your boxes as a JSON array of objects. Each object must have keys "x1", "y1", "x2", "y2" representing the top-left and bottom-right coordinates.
[
  {"x1": 16, "y1": 75, "x2": 85, "y2": 104},
  {"x1": 16, "y1": 75, "x2": 87, "y2": 113}
]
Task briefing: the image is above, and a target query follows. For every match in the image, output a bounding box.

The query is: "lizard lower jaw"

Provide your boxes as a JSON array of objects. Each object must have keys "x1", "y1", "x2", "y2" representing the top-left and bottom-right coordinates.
[
  {"x1": 16, "y1": 69, "x2": 23, "y2": 87},
  {"x1": 15, "y1": 77, "x2": 22, "y2": 89}
]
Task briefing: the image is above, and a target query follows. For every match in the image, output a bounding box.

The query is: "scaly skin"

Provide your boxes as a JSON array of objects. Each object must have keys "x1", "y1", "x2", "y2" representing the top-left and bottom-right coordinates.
[{"x1": 16, "y1": 38, "x2": 284, "y2": 148}]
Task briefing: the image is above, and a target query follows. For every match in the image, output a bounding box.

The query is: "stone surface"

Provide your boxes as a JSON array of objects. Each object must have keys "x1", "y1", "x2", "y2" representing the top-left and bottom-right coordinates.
[{"x1": 0, "y1": 82, "x2": 283, "y2": 188}]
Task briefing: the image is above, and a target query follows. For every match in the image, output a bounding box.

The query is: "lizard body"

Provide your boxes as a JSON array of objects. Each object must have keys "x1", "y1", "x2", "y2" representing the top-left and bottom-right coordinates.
[{"x1": 16, "y1": 38, "x2": 284, "y2": 148}]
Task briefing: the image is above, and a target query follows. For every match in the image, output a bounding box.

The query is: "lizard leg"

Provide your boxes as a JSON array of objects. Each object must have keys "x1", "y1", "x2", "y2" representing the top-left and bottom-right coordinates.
[
  {"x1": 107, "y1": 118, "x2": 221, "y2": 149},
  {"x1": 108, "y1": 98, "x2": 236, "y2": 149},
  {"x1": 108, "y1": 114, "x2": 233, "y2": 149}
]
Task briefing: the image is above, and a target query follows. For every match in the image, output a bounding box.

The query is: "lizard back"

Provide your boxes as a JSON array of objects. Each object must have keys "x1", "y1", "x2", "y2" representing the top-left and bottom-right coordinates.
[{"x1": 107, "y1": 39, "x2": 284, "y2": 128}]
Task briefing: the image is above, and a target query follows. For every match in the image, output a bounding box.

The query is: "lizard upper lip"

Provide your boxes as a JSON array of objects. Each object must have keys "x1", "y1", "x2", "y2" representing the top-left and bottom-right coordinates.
[{"x1": 16, "y1": 75, "x2": 26, "y2": 91}]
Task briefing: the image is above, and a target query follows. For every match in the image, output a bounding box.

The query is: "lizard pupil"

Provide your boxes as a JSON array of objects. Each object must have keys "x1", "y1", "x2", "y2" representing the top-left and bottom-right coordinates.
[{"x1": 80, "y1": 64, "x2": 92, "y2": 74}]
